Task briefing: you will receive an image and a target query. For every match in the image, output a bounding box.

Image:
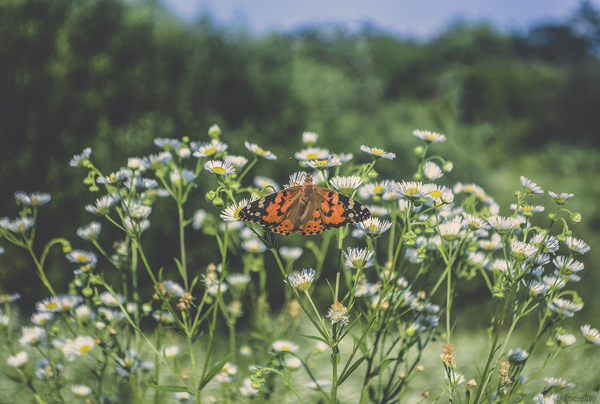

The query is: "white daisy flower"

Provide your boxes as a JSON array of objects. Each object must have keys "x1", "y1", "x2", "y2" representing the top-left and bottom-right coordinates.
[
  {"x1": 287, "y1": 269, "x2": 316, "y2": 292},
  {"x1": 74, "y1": 305, "x2": 95, "y2": 322},
  {"x1": 359, "y1": 180, "x2": 394, "y2": 199},
  {"x1": 7, "y1": 351, "x2": 28, "y2": 368},
  {"x1": 57, "y1": 295, "x2": 83, "y2": 312},
  {"x1": 99, "y1": 291, "x2": 125, "y2": 308},
  {"x1": 192, "y1": 141, "x2": 228, "y2": 158},
  {"x1": 245, "y1": 141, "x2": 277, "y2": 160},
  {"x1": 507, "y1": 348, "x2": 528, "y2": 364},
  {"x1": 344, "y1": 247, "x2": 374, "y2": 269},
  {"x1": 581, "y1": 325, "x2": 600, "y2": 345},
  {"x1": 305, "y1": 156, "x2": 341, "y2": 169},
  {"x1": 223, "y1": 155, "x2": 248, "y2": 170},
  {"x1": 164, "y1": 345, "x2": 180, "y2": 360},
  {"x1": 295, "y1": 147, "x2": 330, "y2": 161},
  {"x1": 71, "y1": 385, "x2": 92, "y2": 397},
  {"x1": 170, "y1": 169, "x2": 197, "y2": 186},
  {"x1": 69, "y1": 147, "x2": 92, "y2": 167},
  {"x1": 36, "y1": 296, "x2": 62, "y2": 312},
  {"x1": 463, "y1": 213, "x2": 491, "y2": 230},
  {"x1": 97, "y1": 168, "x2": 132, "y2": 185},
  {"x1": 461, "y1": 183, "x2": 488, "y2": 200},
  {"x1": 208, "y1": 124, "x2": 221, "y2": 137},
  {"x1": 242, "y1": 238, "x2": 267, "y2": 253},
  {"x1": 548, "y1": 298, "x2": 583, "y2": 317},
  {"x1": 285, "y1": 356, "x2": 302, "y2": 370},
  {"x1": 360, "y1": 145, "x2": 396, "y2": 160},
  {"x1": 63, "y1": 336, "x2": 96, "y2": 361},
  {"x1": 487, "y1": 215, "x2": 520, "y2": 235},
  {"x1": 438, "y1": 222, "x2": 464, "y2": 242},
  {"x1": 529, "y1": 233, "x2": 559, "y2": 254},
  {"x1": 544, "y1": 377, "x2": 575, "y2": 388},
  {"x1": 279, "y1": 246, "x2": 303, "y2": 260},
  {"x1": 394, "y1": 181, "x2": 434, "y2": 200},
  {"x1": 553, "y1": 256, "x2": 584, "y2": 275},
  {"x1": 31, "y1": 312, "x2": 54, "y2": 325},
  {"x1": 426, "y1": 185, "x2": 454, "y2": 205},
  {"x1": 203, "y1": 160, "x2": 235, "y2": 175},
  {"x1": 542, "y1": 275, "x2": 566, "y2": 290},
  {"x1": 354, "y1": 217, "x2": 392, "y2": 238},
  {"x1": 510, "y1": 204, "x2": 545, "y2": 214},
  {"x1": 283, "y1": 171, "x2": 309, "y2": 188},
  {"x1": 192, "y1": 209, "x2": 207, "y2": 229},
  {"x1": 173, "y1": 392, "x2": 194, "y2": 402},
  {"x1": 520, "y1": 176, "x2": 544, "y2": 196},
  {"x1": 66, "y1": 250, "x2": 98, "y2": 266},
  {"x1": 302, "y1": 131, "x2": 318, "y2": 145},
  {"x1": 446, "y1": 372, "x2": 466, "y2": 387},
  {"x1": 564, "y1": 236, "x2": 590, "y2": 254},
  {"x1": 4, "y1": 217, "x2": 34, "y2": 233},
  {"x1": 271, "y1": 340, "x2": 299, "y2": 353},
  {"x1": 365, "y1": 205, "x2": 388, "y2": 216},
  {"x1": 556, "y1": 333, "x2": 576, "y2": 347},
  {"x1": 413, "y1": 129, "x2": 446, "y2": 143},
  {"x1": 254, "y1": 176, "x2": 280, "y2": 192},
  {"x1": 154, "y1": 138, "x2": 181, "y2": 151},
  {"x1": 330, "y1": 176, "x2": 362, "y2": 194},
  {"x1": 143, "y1": 151, "x2": 172, "y2": 170},
  {"x1": 423, "y1": 161, "x2": 443, "y2": 180},
  {"x1": 305, "y1": 380, "x2": 331, "y2": 390},
  {"x1": 127, "y1": 157, "x2": 148, "y2": 171},
  {"x1": 85, "y1": 194, "x2": 118, "y2": 215},
  {"x1": 511, "y1": 240, "x2": 538, "y2": 262},
  {"x1": 125, "y1": 177, "x2": 158, "y2": 191},
  {"x1": 527, "y1": 280, "x2": 551, "y2": 297},
  {"x1": 487, "y1": 259, "x2": 508, "y2": 272},
  {"x1": 163, "y1": 280, "x2": 185, "y2": 298},
  {"x1": 15, "y1": 191, "x2": 52, "y2": 206},
  {"x1": 19, "y1": 326, "x2": 46, "y2": 346},
  {"x1": 227, "y1": 274, "x2": 251, "y2": 288},
  {"x1": 548, "y1": 191, "x2": 574, "y2": 205},
  {"x1": 152, "y1": 311, "x2": 175, "y2": 323}
]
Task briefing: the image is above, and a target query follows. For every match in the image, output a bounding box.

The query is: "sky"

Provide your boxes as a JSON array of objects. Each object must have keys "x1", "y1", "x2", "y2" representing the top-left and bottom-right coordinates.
[{"x1": 161, "y1": 0, "x2": 599, "y2": 39}]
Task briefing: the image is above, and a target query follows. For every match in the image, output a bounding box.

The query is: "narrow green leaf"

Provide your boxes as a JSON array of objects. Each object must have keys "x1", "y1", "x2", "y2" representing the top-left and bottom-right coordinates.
[
  {"x1": 337, "y1": 354, "x2": 368, "y2": 386},
  {"x1": 173, "y1": 258, "x2": 185, "y2": 281},
  {"x1": 147, "y1": 384, "x2": 192, "y2": 393},
  {"x1": 198, "y1": 354, "x2": 232, "y2": 390}
]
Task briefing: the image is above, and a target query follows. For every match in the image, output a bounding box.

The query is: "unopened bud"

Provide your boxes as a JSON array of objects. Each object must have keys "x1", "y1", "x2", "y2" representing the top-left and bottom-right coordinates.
[
  {"x1": 571, "y1": 213, "x2": 581, "y2": 223},
  {"x1": 208, "y1": 124, "x2": 221, "y2": 138}
]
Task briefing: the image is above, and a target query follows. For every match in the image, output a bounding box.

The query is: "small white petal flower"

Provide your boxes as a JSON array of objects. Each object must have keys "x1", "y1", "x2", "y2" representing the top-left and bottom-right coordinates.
[
  {"x1": 271, "y1": 340, "x2": 299, "y2": 353},
  {"x1": 580, "y1": 325, "x2": 600, "y2": 345},
  {"x1": 295, "y1": 147, "x2": 330, "y2": 161},
  {"x1": 548, "y1": 191, "x2": 574, "y2": 205},
  {"x1": 203, "y1": 160, "x2": 235, "y2": 175},
  {"x1": 63, "y1": 336, "x2": 96, "y2": 361},
  {"x1": 511, "y1": 240, "x2": 538, "y2": 262},
  {"x1": 305, "y1": 380, "x2": 331, "y2": 390},
  {"x1": 548, "y1": 298, "x2": 583, "y2": 317},
  {"x1": 19, "y1": 326, "x2": 46, "y2": 346},
  {"x1": 71, "y1": 385, "x2": 92, "y2": 397},
  {"x1": 520, "y1": 176, "x2": 544, "y2": 196},
  {"x1": 70, "y1": 147, "x2": 92, "y2": 167},
  {"x1": 223, "y1": 155, "x2": 248, "y2": 169},
  {"x1": 423, "y1": 161, "x2": 443, "y2": 180},
  {"x1": 544, "y1": 377, "x2": 575, "y2": 389},
  {"x1": 192, "y1": 141, "x2": 228, "y2": 158},
  {"x1": 7, "y1": 351, "x2": 28, "y2": 368},
  {"x1": 507, "y1": 348, "x2": 528, "y2": 364},
  {"x1": 99, "y1": 291, "x2": 125, "y2": 308},
  {"x1": 77, "y1": 222, "x2": 102, "y2": 241},
  {"x1": 279, "y1": 246, "x2": 303, "y2": 260},
  {"x1": 245, "y1": 141, "x2": 277, "y2": 160},
  {"x1": 394, "y1": 181, "x2": 434, "y2": 200},
  {"x1": 487, "y1": 215, "x2": 520, "y2": 235},
  {"x1": 360, "y1": 145, "x2": 396, "y2": 160},
  {"x1": 354, "y1": 217, "x2": 392, "y2": 238},
  {"x1": 192, "y1": 209, "x2": 207, "y2": 229},
  {"x1": 287, "y1": 269, "x2": 316, "y2": 292},
  {"x1": 305, "y1": 156, "x2": 341, "y2": 169},
  {"x1": 330, "y1": 176, "x2": 362, "y2": 194},
  {"x1": 302, "y1": 131, "x2": 318, "y2": 145},
  {"x1": 413, "y1": 129, "x2": 446, "y2": 143},
  {"x1": 164, "y1": 345, "x2": 180, "y2": 360},
  {"x1": 344, "y1": 247, "x2": 375, "y2": 269},
  {"x1": 154, "y1": 138, "x2": 181, "y2": 151},
  {"x1": 564, "y1": 236, "x2": 590, "y2": 254},
  {"x1": 556, "y1": 333, "x2": 576, "y2": 347}
]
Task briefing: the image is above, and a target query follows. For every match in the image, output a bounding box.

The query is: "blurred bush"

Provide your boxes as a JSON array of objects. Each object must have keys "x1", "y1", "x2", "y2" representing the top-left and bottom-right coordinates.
[{"x1": 1, "y1": 0, "x2": 599, "y2": 322}]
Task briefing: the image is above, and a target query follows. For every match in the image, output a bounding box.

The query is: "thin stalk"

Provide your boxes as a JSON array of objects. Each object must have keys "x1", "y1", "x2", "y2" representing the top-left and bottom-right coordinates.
[{"x1": 178, "y1": 202, "x2": 189, "y2": 291}]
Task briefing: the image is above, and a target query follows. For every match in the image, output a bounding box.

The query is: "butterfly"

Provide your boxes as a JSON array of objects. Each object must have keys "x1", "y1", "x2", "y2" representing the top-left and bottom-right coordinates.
[{"x1": 238, "y1": 173, "x2": 371, "y2": 235}]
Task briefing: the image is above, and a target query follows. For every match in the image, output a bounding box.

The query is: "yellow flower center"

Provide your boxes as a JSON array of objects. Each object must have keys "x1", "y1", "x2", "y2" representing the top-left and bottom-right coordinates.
[
  {"x1": 46, "y1": 302, "x2": 58, "y2": 310},
  {"x1": 430, "y1": 190, "x2": 441, "y2": 198},
  {"x1": 374, "y1": 185, "x2": 385, "y2": 194},
  {"x1": 79, "y1": 344, "x2": 92, "y2": 354},
  {"x1": 372, "y1": 149, "x2": 384, "y2": 155},
  {"x1": 205, "y1": 147, "x2": 216, "y2": 155},
  {"x1": 426, "y1": 134, "x2": 436, "y2": 140},
  {"x1": 314, "y1": 159, "x2": 329, "y2": 167},
  {"x1": 406, "y1": 187, "x2": 419, "y2": 196},
  {"x1": 306, "y1": 153, "x2": 319, "y2": 159},
  {"x1": 281, "y1": 346, "x2": 290, "y2": 351},
  {"x1": 212, "y1": 167, "x2": 226, "y2": 174},
  {"x1": 255, "y1": 147, "x2": 266, "y2": 154},
  {"x1": 77, "y1": 256, "x2": 88, "y2": 262}
]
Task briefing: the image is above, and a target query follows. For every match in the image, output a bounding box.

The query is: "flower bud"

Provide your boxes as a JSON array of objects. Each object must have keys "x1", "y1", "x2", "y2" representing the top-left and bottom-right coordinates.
[
  {"x1": 571, "y1": 212, "x2": 581, "y2": 223},
  {"x1": 413, "y1": 172, "x2": 422, "y2": 181},
  {"x1": 212, "y1": 197, "x2": 223, "y2": 207},
  {"x1": 182, "y1": 136, "x2": 190, "y2": 143},
  {"x1": 208, "y1": 124, "x2": 221, "y2": 139},
  {"x1": 414, "y1": 146, "x2": 424, "y2": 156},
  {"x1": 178, "y1": 147, "x2": 191, "y2": 158},
  {"x1": 205, "y1": 191, "x2": 216, "y2": 201},
  {"x1": 368, "y1": 171, "x2": 378, "y2": 179},
  {"x1": 82, "y1": 287, "x2": 93, "y2": 297},
  {"x1": 443, "y1": 161, "x2": 453, "y2": 172},
  {"x1": 548, "y1": 213, "x2": 556, "y2": 221}
]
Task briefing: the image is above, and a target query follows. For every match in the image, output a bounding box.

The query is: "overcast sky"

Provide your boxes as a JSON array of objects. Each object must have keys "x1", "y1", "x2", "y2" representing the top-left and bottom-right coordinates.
[{"x1": 161, "y1": 0, "x2": 598, "y2": 38}]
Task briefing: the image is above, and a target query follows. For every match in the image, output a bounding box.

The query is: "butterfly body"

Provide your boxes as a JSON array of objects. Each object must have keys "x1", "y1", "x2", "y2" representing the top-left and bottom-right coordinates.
[{"x1": 239, "y1": 175, "x2": 370, "y2": 236}]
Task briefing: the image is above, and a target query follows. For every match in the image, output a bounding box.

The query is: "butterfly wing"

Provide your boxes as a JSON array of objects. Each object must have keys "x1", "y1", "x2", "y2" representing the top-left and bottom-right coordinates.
[
  {"x1": 238, "y1": 187, "x2": 302, "y2": 236},
  {"x1": 296, "y1": 187, "x2": 371, "y2": 235}
]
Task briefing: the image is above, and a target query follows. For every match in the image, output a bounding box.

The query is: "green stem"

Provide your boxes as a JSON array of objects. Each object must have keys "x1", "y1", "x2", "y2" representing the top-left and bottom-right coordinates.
[{"x1": 178, "y1": 202, "x2": 189, "y2": 291}]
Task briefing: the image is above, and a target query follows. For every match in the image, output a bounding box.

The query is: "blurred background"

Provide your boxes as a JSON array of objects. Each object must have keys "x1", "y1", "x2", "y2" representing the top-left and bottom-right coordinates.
[{"x1": 1, "y1": 0, "x2": 600, "y2": 327}]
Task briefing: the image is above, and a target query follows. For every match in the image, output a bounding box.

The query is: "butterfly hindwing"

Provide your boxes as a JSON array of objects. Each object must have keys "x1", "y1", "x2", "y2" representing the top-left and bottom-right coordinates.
[
  {"x1": 238, "y1": 188, "x2": 300, "y2": 233},
  {"x1": 315, "y1": 187, "x2": 371, "y2": 228}
]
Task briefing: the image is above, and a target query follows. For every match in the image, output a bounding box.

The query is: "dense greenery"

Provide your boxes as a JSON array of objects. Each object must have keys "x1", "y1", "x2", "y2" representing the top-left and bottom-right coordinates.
[{"x1": 1, "y1": 0, "x2": 599, "y2": 320}]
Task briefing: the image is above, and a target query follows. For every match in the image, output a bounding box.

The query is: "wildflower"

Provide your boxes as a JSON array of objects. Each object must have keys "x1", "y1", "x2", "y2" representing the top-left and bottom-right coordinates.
[
  {"x1": 245, "y1": 141, "x2": 277, "y2": 160},
  {"x1": 544, "y1": 377, "x2": 575, "y2": 389},
  {"x1": 295, "y1": 147, "x2": 330, "y2": 161},
  {"x1": 283, "y1": 171, "x2": 308, "y2": 188},
  {"x1": 66, "y1": 250, "x2": 98, "y2": 268},
  {"x1": 271, "y1": 340, "x2": 299, "y2": 353},
  {"x1": 35, "y1": 359, "x2": 63, "y2": 380},
  {"x1": 223, "y1": 155, "x2": 248, "y2": 170},
  {"x1": 305, "y1": 380, "x2": 331, "y2": 390},
  {"x1": 97, "y1": 168, "x2": 132, "y2": 185},
  {"x1": 203, "y1": 160, "x2": 235, "y2": 176},
  {"x1": 511, "y1": 240, "x2": 538, "y2": 262},
  {"x1": 519, "y1": 176, "x2": 543, "y2": 195},
  {"x1": 360, "y1": 145, "x2": 396, "y2": 160},
  {"x1": 69, "y1": 147, "x2": 92, "y2": 167},
  {"x1": 580, "y1": 325, "x2": 600, "y2": 345},
  {"x1": 326, "y1": 301, "x2": 350, "y2": 327},
  {"x1": 467, "y1": 378, "x2": 477, "y2": 390},
  {"x1": 3, "y1": 217, "x2": 34, "y2": 233},
  {"x1": 57, "y1": 294, "x2": 83, "y2": 312},
  {"x1": 173, "y1": 392, "x2": 194, "y2": 402},
  {"x1": 254, "y1": 176, "x2": 280, "y2": 193},
  {"x1": 72, "y1": 385, "x2": 92, "y2": 397},
  {"x1": 192, "y1": 141, "x2": 228, "y2": 158},
  {"x1": 530, "y1": 233, "x2": 559, "y2": 254},
  {"x1": 7, "y1": 351, "x2": 28, "y2": 368},
  {"x1": 0, "y1": 293, "x2": 20, "y2": 303},
  {"x1": 127, "y1": 157, "x2": 148, "y2": 171},
  {"x1": 305, "y1": 156, "x2": 341, "y2": 169},
  {"x1": 207, "y1": 282, "x2": 228, "y2": 296},
  {"x1": 336, "y1": 152, "x2": 353, "y2": 162},
  {"x1": 63, "y1": 336, "x2": 96, "y2": 361},
  {"x1": 446, "y1": 372, "x2": 465, "y2": 387},
  {"x1": 438, "y1": 221, "x2": 464, "y2": 242},
  {"x1": 164, "y1": 346, "x2": 179, "y2": 360},
  {"x1": 279, "y1": 246, "x2": 303, "y2": 260},
  {"x1": 152, "y1": 311, "x2": 175, "y2": 323},
  {"x1": 548, "y1": 191, "x2": 574, "y2": 205},
  {"x1": 170, "y1": 168, "x2": 197, "y2": 185},
  {"x1": 395, "y1": 180, "x2": 435, "y2": 200},
  {"x1": 126, "y1": 177, "x2": 158, "y2": 191},
  {"x1": 330, "y1": 175, "x2": 363, "y2": 194},
  {"x1": 423, "y1": 162, "x2": 443, "y2": 180},
  {"x1": 528, "y1": 281, "x2": 551, "y2": 297},
  {"x1": 564, "y1": 236, "x2": 590, "y2": 254},
  {"x1": 344, "y1": 247, "x2": 375, "y2": 269},
  {"x1": 163, "y1": 280, "x2": 185, "y2": 298},
  {"x1": 154, "y1": 137, "x2": 181, "y2": 151},
  {"x1": 30, "y1": 312, "x2": 53, "y2": 326},
  {"x1": 507, "y1": 348, "x2": 528, "y2": 364},
  {"x1": 143, "y1": 151, "x2": 172, "y2": 170},
  {"x1": 302, "y1": 131, "x2": 318, "y2": 145},
  {"x1": 533, "y1": 393, "x2": 557, "y2": 403},
  {"x1": 463, "y1": 213, "x2": 491, "y2": 231},
  {"x1": 287, "y1": 269, "x2": 316, "y2": 292},
  {"x1": 15, "y1": 191, "x2": 52, "y2": 206},
  {"x1": 99, "y1": 291, "x2": 125, "y2": 308},
  {"x1": 548, "y1": 298, "x2": 583, "y2": 317},
  {"x1": 19, "y1": 326, "x2": 46, "y2": 346},
  {"x1": 36, "y1": 296, "x2": 62, "y2": 312},
  {"x1": 439, "y1": 344, "x2": 456, "y2": 368},
  {"x1": 556, "y1": 333, "x2": 576, "y2": 347},
  {"x1": 487, "y1": 215, "x2": 520, "y2": 235},
  {"x1": 77, "y1": 222, "x2": 101, "y2": 242},
  {"x1": 74, "y1": 305, "x2": 95, "y2": 322},
  {"x1": 285, "y1": 357, "x2": 302, "y2": 371},
  {"x1": 85, "y1": 194, "x2": 118, "y2": 215},
  {"x1": 413, "y1": 129, "x2": 446, "y2": 143},
  {"x1": 354, "y1": 217, "x2": 392, "y2": 238},
  {"x1": 359, "y1": 180, "x2": 395, "y2": 199}
]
